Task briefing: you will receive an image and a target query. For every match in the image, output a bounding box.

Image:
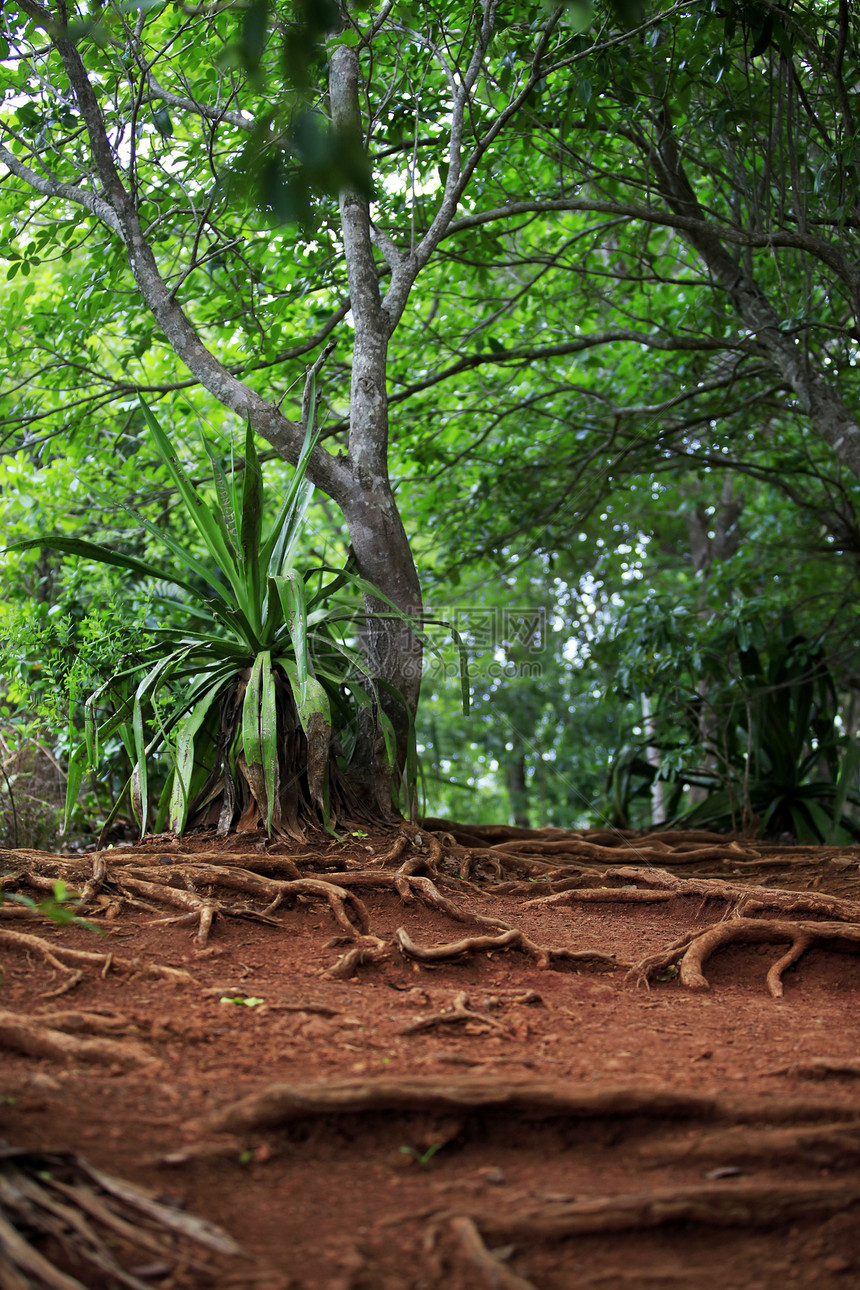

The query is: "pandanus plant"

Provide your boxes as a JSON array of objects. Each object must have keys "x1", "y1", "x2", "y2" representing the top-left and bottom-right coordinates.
[{"x1": 10, "y1": 392, "x2": 465, "y2": 841}]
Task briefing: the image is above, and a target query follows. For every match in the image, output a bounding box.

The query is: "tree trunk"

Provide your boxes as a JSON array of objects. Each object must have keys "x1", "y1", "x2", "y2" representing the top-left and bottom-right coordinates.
[
  {"x1": 340, "y1": 486, "x2": 423, "y2": 804},
  {"x1": 684, "y1": 479, "x2": 744, "y2": 806},
  {"x1": 330, "y1": 46, "x2": 423, "y2": 804},
  {"x1": 652, "y1": 123, "x2": 860, "y2": 485},
  {"x1": 505, "y1": 751, "x2": 530, "y2": 828},
  {"x1": 641, "y1": 694, "x2": 665, "y2": 826}
]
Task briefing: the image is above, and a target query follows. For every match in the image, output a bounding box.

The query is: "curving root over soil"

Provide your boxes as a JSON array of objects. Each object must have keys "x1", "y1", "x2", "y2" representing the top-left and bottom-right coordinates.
[
  {"x1": 3, "y1": 820, "x2": 860, "y2": 1288},
  {"x1": 0, "y1": 1142, "x2": 242, "y2": 1289}
]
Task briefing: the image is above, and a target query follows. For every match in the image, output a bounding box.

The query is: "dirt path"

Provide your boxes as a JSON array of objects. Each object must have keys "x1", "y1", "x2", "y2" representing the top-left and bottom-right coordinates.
[{"x1": 2, "y1": 824, "x2": 860, "y2": 1289}]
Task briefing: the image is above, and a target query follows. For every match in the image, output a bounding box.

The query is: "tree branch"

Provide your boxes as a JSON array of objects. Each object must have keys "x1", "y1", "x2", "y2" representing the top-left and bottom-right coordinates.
[
  {"x1": 387, "y1": 330, "x2": 765, "y2": 403},
  {"x1": 136, "y1": 72, "x2": 254, "y2": 133},
  {"x1": 329, "y1": 43, "x2": 389, "y2": 480},
  {"x1": 381, "y1": 0, "x2": 502, "y2": 325},
  {"x1": 442, "y1": 199, "x2": 860, "y2": 292},
  {"x1": 0, "y1": 142, "x2": 122, "y2": 234},
  {"x1": 8, "y1": 0, "x2": 352, "y2": 503}
]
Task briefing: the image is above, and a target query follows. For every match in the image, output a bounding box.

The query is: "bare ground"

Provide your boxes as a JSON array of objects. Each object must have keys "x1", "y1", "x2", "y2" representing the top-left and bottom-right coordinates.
[{"x1": 2, "y1": 821, "x2": 860, "y2": 1290}]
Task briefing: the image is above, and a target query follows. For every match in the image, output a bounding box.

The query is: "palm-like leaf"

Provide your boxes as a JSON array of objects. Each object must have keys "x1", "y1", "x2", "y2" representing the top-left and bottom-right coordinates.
[{"x1": 6, "y1": 392, "x2": 468, "y2": 841}]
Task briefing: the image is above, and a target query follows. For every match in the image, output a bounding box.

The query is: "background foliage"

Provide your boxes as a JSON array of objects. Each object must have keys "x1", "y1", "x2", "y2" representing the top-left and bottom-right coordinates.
[{"x1": 3, "y1": 0, "x2": 860, "y2": 841}]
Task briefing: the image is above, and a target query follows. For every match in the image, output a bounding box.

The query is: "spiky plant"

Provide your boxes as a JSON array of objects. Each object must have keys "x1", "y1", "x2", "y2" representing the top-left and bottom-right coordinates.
[{"x1": 10, "y1": 396, "x2": 464, "y2": 841}]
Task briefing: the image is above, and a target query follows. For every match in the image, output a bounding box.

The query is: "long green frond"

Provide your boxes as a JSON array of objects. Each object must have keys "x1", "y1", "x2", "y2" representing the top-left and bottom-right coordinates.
[
  {"x1": 260, "y1": 655, "x2": 278, "y2": 835},
  {"x1": 5, "y1": 536, "x2": 203, "y2": 601},
  {"x1": 169, "y1": 680, "x2": 224, "y2": 833},
  {"x1": 239, "y1": 421, "x2": 264, "y2": 630}
]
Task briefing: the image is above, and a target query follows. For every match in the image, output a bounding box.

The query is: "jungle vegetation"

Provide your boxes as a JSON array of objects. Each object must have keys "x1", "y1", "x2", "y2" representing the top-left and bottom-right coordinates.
[{"x1": 2, "y1": 0, "x2": 860, "y2": 844}]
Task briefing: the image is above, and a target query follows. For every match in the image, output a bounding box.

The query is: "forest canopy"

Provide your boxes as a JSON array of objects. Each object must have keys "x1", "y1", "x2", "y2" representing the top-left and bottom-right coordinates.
[{"x1": 2, "y1": 0, "x2": 860, "y2": 845}]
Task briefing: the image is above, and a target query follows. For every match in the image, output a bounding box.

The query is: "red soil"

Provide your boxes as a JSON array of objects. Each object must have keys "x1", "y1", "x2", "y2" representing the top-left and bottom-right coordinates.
[{"x1": 2, "y1": 826, "x2": 860, "y2": 1289}]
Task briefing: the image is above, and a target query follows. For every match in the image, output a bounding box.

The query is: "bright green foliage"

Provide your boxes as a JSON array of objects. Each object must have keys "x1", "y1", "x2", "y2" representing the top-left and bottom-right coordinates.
[
  {"x1": 3, "y1": 879, "x2": 100, "y2": 933},
  {"x1": 3, "y1": 0, "x2": 860, "y2": 842},
  {"x1": 7, "y1": 399, "x2": 436, "y2": 839}
]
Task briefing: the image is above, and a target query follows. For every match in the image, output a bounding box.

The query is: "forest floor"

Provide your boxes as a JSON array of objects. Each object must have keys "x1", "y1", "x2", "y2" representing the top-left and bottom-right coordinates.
[{"x1": 2, "y1": 821, "x2": 860, "y2": 1290}]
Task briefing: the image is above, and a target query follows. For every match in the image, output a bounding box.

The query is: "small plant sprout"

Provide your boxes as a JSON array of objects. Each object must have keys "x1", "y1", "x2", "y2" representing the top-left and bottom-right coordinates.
[
  {"x1": 398, "y1": 1142, "x2": 445, "y2": 1169},
  {"x1": 3, "y1": 881, "x2": 100, "y2": 933}
]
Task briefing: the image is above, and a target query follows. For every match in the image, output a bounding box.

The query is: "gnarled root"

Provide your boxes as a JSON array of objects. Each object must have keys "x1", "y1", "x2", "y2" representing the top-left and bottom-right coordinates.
[
  {"x1": 0, "y1": 1143, "x2": 242, "y2": 1290},
  {"x1": 525, "y1": 866, "x2": 860, "y2": 923},
  {"x1": 765, "y1": 1058, "x2": 860, "y2": 1079},
  {"x1": 449, "y1": 1215, "x2": 539, "y2": 1290},
  {"x1": 639, "y1": 1120, "x2": 860, "y2": 1168},
  {"x1": 400, "y1": 991, "x2": 511, "y2": 1036},
  {"x1": 395, "y1": 925, "x2": 621, "y2": 972},
  {"x1": 0, "y1": 928, "x2": 192, "y2": 983},
  {"x1": 127, "y1": 865, "x2": 373, "y2": 936},
  {"x1": 445, "y1": 1180, "x2": 860, "y2": 1240},
  {"x1": 0, "y1": 1009, "x2": 155, "y2": 1068},
  {"x1": 190, "y1": 1075, "x2": 727, "y2": 1136},
  {"x1": 323, "y1": 936, "x2": 390, "y2": 980},
  {"x1": 630, "y1": 917, "x2": 860, "y2": 997},
  {"x1": 333, "y1": 868, "x2": 510, "y2": 930}
]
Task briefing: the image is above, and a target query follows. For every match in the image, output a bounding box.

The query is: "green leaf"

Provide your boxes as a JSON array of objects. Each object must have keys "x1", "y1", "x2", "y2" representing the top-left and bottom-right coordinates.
[
  {"x1": 273, "y1": 572, "x2": 309, "y2": 696},
  {"x1": 152, "y1": 105, "x2": 174, "y2": 137},
  {"x1": 828, "y1": 739, "x2": 860, "y2": 844},
  {"x1": 4, "y1": 535, "x2": 203, "y2": 601},
  {"x1": 169, "y1": 680, "x2": 224, "y2": 833},
  {"x1": 63, "y1": 744, "x2": 88, "y2": 834},
  {"x1": 565, "y1": 0, "x2": 595, "y2": 33},
  {"x1": 240, "y1": 651, "x2": 274, "y2": 830},
  {"x1": 278, "y1": 656, "x2": 331, "y2": 822},
  {"x1": 137, "y1": 399, "x2": 248, "y2": 614},
  {"x1": 240, "y1": 421, "x2": 264, "y2": 615},
  {"x1": 124, "y1": 504, "x2": 231, "y2": 603},
  {"x1": 242, "y1": 652, "x2": 265, "y2": 771},
  {"x1": 200, "y1": 434, "x2": 240, "y2": 562},
  {"x1": 262, "y1": 398, "x2": 320, "y2": 578},
  {"x1": 750, "y1": 14, "x2": 773, "y2": 58},
  {"x1": 260, "y1": 653, "x2": 278, "y2": 835}
]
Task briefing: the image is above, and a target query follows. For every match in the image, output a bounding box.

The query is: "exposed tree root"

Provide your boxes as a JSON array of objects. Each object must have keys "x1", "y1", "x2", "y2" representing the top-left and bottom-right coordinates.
[
  {"x1": 2, "y1": 840, "x2": 625, "y2": 987},
  {"x1": 529, "y1": 887, "x2": 674, "y2": 906},
  {"x1": 188, "y1": 1075, "x2": 847, "y2": 1136},
  {"x1": 443, "y1": 1180, "x2": 860, "y2": 1240},
  {"x1": 323, "y1": 936, "x2": 390, "y2": 980},
  {"x1": 82, "y1": 848, "x2": 505, "y2": 942},
  {"x1": 764, "y1": 1058, "x2": 860, "y2": 1079},
  {"x1": 330, "y1": 868, "x2": 511, "y2": 930},
  {"x1": 0, "y1": 1142, "x2": 242, "y2": 1290},
  {"x1": 487, "y1": 838, "x2": 761, "y2": 866},
  {"x1": 491, "y1": 863, "x2": 604, "y2": 895},
  {"x1": 37, "y1": 1009, "x2": 135, "y2": 1036},
  {"x1": 0, "y1": 1009, "x2": 155, "y2": 1068},
  {"x1": 117, "y1": 874, "x2": 225, "y2": 944},
  {"x1": 639, "y1": 1121, "x2": 860, "y2": 1168},
  {"x1": 395, "y1": 926, "x2": 621, "y2": 973},
  {"x1": 416, "y1": 825, "x2": 860, "y2": 897},
  {"x1": 0, "y1": 928, "x2": 192, "y2": 983},
  {"x1": 524, "y1": 865, "x2": 860, "y2": 922},
  {"x1": 448, "y1": 1215, "x2": 539, "y2": 1290},
  {"x1": 420, "y1": 821, "x2": 736, "y2": 850},
  {"x1": 117, "y1": 865, "x2": 373, "y2": 937},
  {"x1": 40, "y1": 973, "x2": 86, "y2": 1001},
  {"x1": 400, "y1": 991, "x2": 511, "y2": 1036},
  {"x1": 630, "y1": 917, "x2": 860, "y2": 997},
  {"x1": 9, "y1": 834, "x2": 860, "y2": 1006}
]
